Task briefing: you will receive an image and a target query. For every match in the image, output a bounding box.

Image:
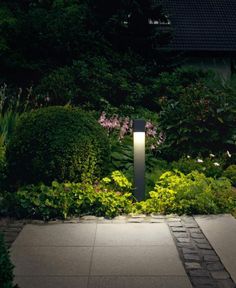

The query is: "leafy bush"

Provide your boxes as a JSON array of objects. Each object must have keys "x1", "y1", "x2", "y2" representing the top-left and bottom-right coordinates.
[
  {"x1": 36, "y1": 55, "x2": 147, "y2": 108},
  {"x1": 223, "y1": 165, "x2": 236, "y2": 187},
  {"x1": 158, "y1": 83, "x2": 236, "y2": 159},
  {"x1": 145, "y1": 160, "x2": 169, "y2": 194},
  {"x1": 6, "y1": 169, "x2": 236, "y2": 219},
  {"x1": 0, "y1": 233, "x2": 16, "y2": 288},
  {"x1": 101, "y1": 171, "x2": 133, "y2": 193},
  {"x1": 171, "y1": 156, "x2": 224, "y2": 178},
  {"x1": 6, "y1": 106, "x2": 110, "y2": 186},
  {"x1": 35, "y1": 66, "x2": 77, "y2": 105},
  {"x1": 149, "y1": 66, "x2": 216, "y2": 109},
  {"x1": 16, "y1": 180, "x2": 134, "y2": 220},
  {"x1": 136, "y1": 170, "x2": 235, "y2": 215}
]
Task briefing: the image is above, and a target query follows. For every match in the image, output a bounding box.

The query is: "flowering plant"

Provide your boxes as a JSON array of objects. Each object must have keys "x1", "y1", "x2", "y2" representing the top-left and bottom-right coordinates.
[
  {"x1": 171, "y1": 154, "x2": 226, "y2": 178},
  {"x1": 98, "y1": 111, "x2": 165, "y2": 151}
]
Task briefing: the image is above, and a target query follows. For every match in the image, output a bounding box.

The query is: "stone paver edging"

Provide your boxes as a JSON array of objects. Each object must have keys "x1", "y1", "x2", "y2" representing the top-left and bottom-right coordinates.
[{"x1": 167, "y1": 215, "x2": 236, "y2": 288}]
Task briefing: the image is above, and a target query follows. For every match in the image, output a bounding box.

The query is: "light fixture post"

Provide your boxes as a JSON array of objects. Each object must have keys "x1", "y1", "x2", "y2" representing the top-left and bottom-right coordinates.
[{"x1": 133, "y1": 119, "x2": 145, "y2": 201}]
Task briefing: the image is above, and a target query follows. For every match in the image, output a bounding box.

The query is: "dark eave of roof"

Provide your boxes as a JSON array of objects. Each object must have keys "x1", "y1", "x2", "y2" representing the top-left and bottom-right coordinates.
[{"x1": 159, "y1": 0, "x2": 236, "y2": 52}]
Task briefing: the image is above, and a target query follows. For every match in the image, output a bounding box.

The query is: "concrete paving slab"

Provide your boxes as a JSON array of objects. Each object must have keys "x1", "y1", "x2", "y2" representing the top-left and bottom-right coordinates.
[
  {"x1": 95, "y1": 223, "x2": 174, "y2": 246},
  {"x1": 91, "y1": 246, "x2": 187, "y2": 276},
  {"x1": 195, "y1": 214, "x2": 236, "y2": 283},
  {"x1": 11, "y1": 247, "x2": 92, "y2": 276},
  {"x1": 12, "y1": 224, "x2": 96, "y2": 246},
  {"x1": 88, "y1": 276, "x2": 192, "y2": 288},
  {"x1": 14, "y1": 277, "x2": 88, "y2": 288},
  {"x1": 11, "y1": 222, "x2": 193, "y2": 288}
]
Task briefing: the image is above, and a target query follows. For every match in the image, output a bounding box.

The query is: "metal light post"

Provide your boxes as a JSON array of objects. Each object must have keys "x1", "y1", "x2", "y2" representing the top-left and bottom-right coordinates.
[{"x1": 133, "y1": 119, "x2": 145, "y2": 201}]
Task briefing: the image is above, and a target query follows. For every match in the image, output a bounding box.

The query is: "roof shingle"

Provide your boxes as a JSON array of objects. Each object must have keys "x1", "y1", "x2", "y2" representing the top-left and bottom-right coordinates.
[{"x1": 160, "y1": 0, "x2": 236, "y2": 51}]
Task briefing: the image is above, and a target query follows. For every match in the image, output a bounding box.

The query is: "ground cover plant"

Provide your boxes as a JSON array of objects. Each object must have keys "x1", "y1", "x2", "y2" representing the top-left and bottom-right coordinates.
[
  {"x1": 0, "y1": 233, "x2": 16, "y2": 288},
  {"x1": 0, "y1": 168, "x2": 235, "y2": 220}
]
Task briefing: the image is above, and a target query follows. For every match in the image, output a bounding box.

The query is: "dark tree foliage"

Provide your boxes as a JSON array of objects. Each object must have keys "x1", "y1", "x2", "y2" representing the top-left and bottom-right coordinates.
[
  {"x1": 0, "y1": 0, "x2": 172, "y2": 108},
  {"x1": 88, "y1": 0, "x2": 171, "y2": 55}
]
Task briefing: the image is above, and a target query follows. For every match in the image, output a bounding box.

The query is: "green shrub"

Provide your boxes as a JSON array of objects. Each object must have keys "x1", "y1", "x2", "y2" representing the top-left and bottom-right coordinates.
[
  {"x1": 0, "y1": 233, "x2": 15, "y2": 288},
  {"x1": 35, "y1": 66, "x2": 77, "y2": 105},
  {"x1": 171, "y1": 156, "x2": 224, "y2": 178},
  {"x1": 136, "y1": 170, "x2": 235, "y2": 215},
  {"x1": 101, "y1": 170, "x2": 133, "y2": 193},
  {"x1": 145, "y1": 160, "x2": 169, "y2": 194},
  {"x1": 149, "y1": 66, "x2": 216, "y2": 109},
  {"x1": 16, "y1": 180, "x2": 134, "y2": 220},
  {"x1": 36, "y1": 55, "x2": 147, "y2": 108},
  {"x1": 223, "y1": 165, "x2": 236, "y2": 187},
  {"x1": 158, "y1": 83, "x2": 236, "y2": 159},
  {"x1": 6, "y1": 106, "x2": 110, "y2": 186}
]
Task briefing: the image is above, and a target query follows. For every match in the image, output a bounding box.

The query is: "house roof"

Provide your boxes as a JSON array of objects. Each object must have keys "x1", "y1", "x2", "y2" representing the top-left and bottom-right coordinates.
[{"x1": 160, "y1": 0, "x2": 236, "y2": 52}]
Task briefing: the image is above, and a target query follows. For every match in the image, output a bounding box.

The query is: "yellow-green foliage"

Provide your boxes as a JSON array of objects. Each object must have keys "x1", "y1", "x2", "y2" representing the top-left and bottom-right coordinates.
[
  {"x1": 136, "y1": 170, "x2": 235, "y2": 215},
  {"x1": 7, "y1": 170, "x2": 236, "y2": 220},
  {"x1": 16, "y1": 180, "x2": 133, "y2": 220},
  {"x1": 101, "y1": 170, "x2": 132, "y2": 192},
  {"x1": 223, "y1": 165, "x2": 236, "y2": 187}
]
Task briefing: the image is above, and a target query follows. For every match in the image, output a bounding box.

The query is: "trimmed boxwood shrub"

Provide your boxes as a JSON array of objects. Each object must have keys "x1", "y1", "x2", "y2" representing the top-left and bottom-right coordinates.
[{"x1": 6, "y1": 106, "x2": 110, "y2": 186}]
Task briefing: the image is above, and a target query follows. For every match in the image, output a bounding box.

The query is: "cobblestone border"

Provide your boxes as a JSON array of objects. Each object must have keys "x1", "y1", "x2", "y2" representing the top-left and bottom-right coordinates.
[{"x1": 167, "y1": 215, "x2": 236, "y2": 288}]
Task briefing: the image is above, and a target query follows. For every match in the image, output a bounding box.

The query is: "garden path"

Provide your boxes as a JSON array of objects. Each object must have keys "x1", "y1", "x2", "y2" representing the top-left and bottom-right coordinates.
[{"x1": 7, "y1": 214, "x2": 236, "y2": 288}]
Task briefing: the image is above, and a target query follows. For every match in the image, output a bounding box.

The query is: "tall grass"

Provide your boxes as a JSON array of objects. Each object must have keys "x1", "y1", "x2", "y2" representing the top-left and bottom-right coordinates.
[{"x1": 0, "y1": 84, "x2": 33, "y2": 147}]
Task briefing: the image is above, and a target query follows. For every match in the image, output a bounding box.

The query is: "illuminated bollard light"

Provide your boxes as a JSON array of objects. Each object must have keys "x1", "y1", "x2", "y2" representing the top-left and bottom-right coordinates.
[{"x1": 133, "y1": 119, "x2": 145, "y2": 201}]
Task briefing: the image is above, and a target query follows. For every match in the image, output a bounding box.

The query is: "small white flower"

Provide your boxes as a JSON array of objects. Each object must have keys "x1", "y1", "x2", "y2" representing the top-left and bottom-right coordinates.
[
  {"x1": 197, "y1": 159, "x2": 203, "y2": 163},
  {"x1": 209, "y1": 154, "x2": 215, "y2": 158},
  {"x1": 213, "y1": 162, "x2": 220, "y2": 166},
  {"x1": 187, "y1": 155, "x2": 191, "y2": 159},
  {"x1": 227, "y1": 150, "x2": 232, "y2": 158}
]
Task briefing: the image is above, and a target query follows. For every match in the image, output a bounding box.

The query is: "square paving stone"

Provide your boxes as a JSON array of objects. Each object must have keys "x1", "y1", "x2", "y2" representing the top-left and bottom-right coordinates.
[
  {"x1": 95, "y1": 224, "x2": 174, "y2": 246},
  {"x1": 211, "y1": 271, "x2": 230, "y2": 280},
  {"x1": 216, "y1": 279, "x2": 236, "y2": 288},
  {"x1": 203, "y1": 255, "x2": 219, "y2": 262},
  {"x1": 12, "y1": 224, "x2": 97, "y2": 246},
  {"x1": 177, "y1": 238, "x2": 190, "y2": 243},
  {"x1": 168, "y1": 222, "x2": 183, "y2": 227},
  {"x1": 88, "y1": 276, "x2": 192, "y2": 288},
  {"x1": 182, "y1": 248, "x2": 198, "y2": 254},
  {"x1": 14, "y1": 277, "x2": 88, "y2": 288},
  {"x1": 184, "y1": 254, "x2": 201, "y2": 261},
  {"x1": 11, "y1": 247, "x2": 92, "y2": 276},
  {"x1": 171, "y1": 227, "x2": 187, "y2": 232},
  {"x1": 191, "y1": 233, "x2": 205, "y2": 239},
  {"x1": 173, "y1": 232, "x2": 188, "y2": 238},
  {"x1": 206, "y1": 262, "x2": 224, "y2": 271},
  {"x1": 91, "y1": 246, "x2": 187, "y2": 276},
  {"x1": 185, "y1": 262, "x2": 202, "y2": 269}
]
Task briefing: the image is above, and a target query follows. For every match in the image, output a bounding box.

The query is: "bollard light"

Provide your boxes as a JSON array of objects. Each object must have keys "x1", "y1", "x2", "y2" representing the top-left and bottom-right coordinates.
[{"x1": 133, "y1": 119, "x2": 145, "y2": 201}]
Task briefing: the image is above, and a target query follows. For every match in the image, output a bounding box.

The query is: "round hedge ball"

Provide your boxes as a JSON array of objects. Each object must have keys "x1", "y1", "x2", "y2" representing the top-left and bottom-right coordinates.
[{"x1": 6, "y1": 106, "x2": 110, "y2": 186}]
